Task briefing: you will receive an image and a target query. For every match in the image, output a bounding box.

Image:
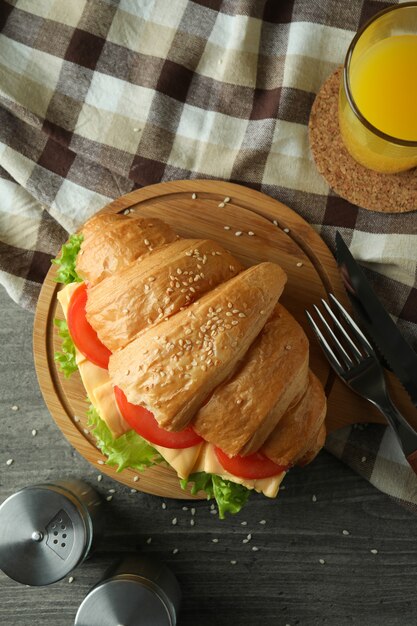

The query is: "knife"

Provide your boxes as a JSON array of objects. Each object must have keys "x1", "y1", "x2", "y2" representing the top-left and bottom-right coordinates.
[{"x1": 335, "y1": 231, "x2": 417, "y2": 408}]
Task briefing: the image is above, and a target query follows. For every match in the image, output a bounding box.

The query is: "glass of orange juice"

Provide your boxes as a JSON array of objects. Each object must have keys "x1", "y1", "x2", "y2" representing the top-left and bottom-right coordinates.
[{"x1": 339, "y1": 2, "x2": 417, "y2": 173}]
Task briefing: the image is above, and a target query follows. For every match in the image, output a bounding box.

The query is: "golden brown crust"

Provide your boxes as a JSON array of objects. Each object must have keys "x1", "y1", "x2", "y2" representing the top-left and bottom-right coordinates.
[
  {"x1": 296, "y1": 423, "x2": 326, "y2": 467},
  {"x1": 76, "y1": 213, "x2": 176, "y2": 286},
  {"x1": 192, "y1": 304, "x2": 309, "y2": 456},
  {"x1": 261, "y1": 371, "x2": 326, "y2": 467},
  {"x1": 108, "y1": 262, "x2": 287, "y2": 431},
  {"x1": 86, "y1": 239, "x2": 243, "y2": 352}
]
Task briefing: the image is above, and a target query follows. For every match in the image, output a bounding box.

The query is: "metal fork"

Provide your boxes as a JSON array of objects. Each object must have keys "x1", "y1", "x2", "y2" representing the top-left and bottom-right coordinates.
[{"x1": 306, "y1": 293, "x2": 417, "y2": 474}]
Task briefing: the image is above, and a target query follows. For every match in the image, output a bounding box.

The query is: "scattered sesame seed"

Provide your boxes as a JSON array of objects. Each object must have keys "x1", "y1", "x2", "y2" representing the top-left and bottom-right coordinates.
[
  {"x1": 108, "y1": 488, "x2": 116, "y2": 493},
  {"x1": 133, "y1": 127, "x2": 140, "y2": 132},
  {"x1": 243, "y1": 539, "x2": 249, "y2": 544},
  {"x1": 172, "y1": 518, "x2": 178, "y2": 526},
  {"x1": 252, "y1": 546, "x2": 259, "y2": 552},
  {"x1": 182, "y1": 506, "x2": 189, "y2": 511},
  {"x1": 296, "y1": 262, "x2": 303, "y2": 267},
  {"x1": 173, "y1": 548, "x2": 179, "y2": 554},
  {"x1": 133, "y1": 476, "x2": 139, "y2": 482},
  {"x1": 210, "y1": 503, "x2": 215, "y2": 510},
  {"x1": 130, "y1": 489, "x2": 137, "y2": 494},
  {"x1": 97, "y1": 475, "x2": 103, "y2": 482},
  {"x1": 74, "y1": 416, "x2": 80, "y2": 422},
  {"x1": 191, "y1": 507, "x2": 196, "y2": 516},
  {"x1": 247, "y1": 533, "x2": 252, "y2": 540},
  {"x1": 259, "y1": 520, "x2": 266, "y2": 525},
  {"x1": 212, "y1": 538, "x2": 219, "y2": 543},
  {"x1": 285, "y1": 345, "x2": 292, "y2": 351},
  {"x1": 361, "y1": 456, "x2": 367, "y2": 462},
  {"x1": 235, "y1": 231, "x2": 243, "y2": 237},
  {"x1": 238, "y1": 312, "x2": 246, "y2": 318},
  {"x1": 11, "y1": 405, "x2": 18, "y2": 411},
  {"x1": 218, "y1": 202, "x2": 225, "y2": 208},
  {"x1": 162, "y1": 502, "x2": 167, "y2": 510},
  {"x1": 192, "y1": 193, "x2": 197, "y2": 200},
  {"x1": 210, "y1": 510, "x2": 217, "y2": 515},
  {"x1": 83, "y1": 429, "x2": 89, "y2": 435},
  {"x1": 123, "y1": 209, "x2": 130, "y2": 215},
  {"x1": 241, "y1": 521, "x2": 247, "y2": 526},
  {"x1": 6, "y1": 459, "x2": 13, "y2": 466},
  {"x1": 122, "y1": 308, "x2": 129, "y2": 314},
  {"x1": 342, "y1": 530, "x2": 350, "y2": 536},
  {"x1": 319, "y1": 559, "x2": 325, "y2": 565},
  {"x1": 190, "y1": 518, "x2": 195, "y2": 526},
  {"x1": 283, "y1": 227, "x2": 290, "y2": 233},
  {"x1": 312, "y1": 495, "x2": 317, "y2": 502},
  {"x1": 31, "y1": 429, "x2": 37, "y2": 437},
  {"x1": 230, "y1": 560, "x2": 237, "y2": 565},
  {"x1": 106, "y1": 495, "x2": 113, "y2": 502},
  {"x1": 68, "y1": 576, "x2": 74, "y2": 584},
  {"x1": 248, "y1": 231, "x2": 255, "y2": 236},
  {"x1": 146, "y1": 537, "x2": 152, "y2": 544},
  {"x1": 144, "y1": 284, "x2": 150, "y2": 293},
  {"x1": 144, "y1": 238, "x2": 150, "y2": 246},
  {"x1": 224, "y1": 197, "x2": 231, "y2": 203},
  {"x1": 371, "y1": 549, "x2": 378, "y2": 555},
  {"x1": 97, "y1": 460, "x2": 105, "y2": 465},
  {"x1": 272, "y1": 220, "x2": 278, "y2": 226}
]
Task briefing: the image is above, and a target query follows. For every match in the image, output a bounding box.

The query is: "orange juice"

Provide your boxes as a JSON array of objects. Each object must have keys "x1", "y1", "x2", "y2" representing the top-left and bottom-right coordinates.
[{"x1": 350, "y1": 35, "x2": 417, "y2": 141}]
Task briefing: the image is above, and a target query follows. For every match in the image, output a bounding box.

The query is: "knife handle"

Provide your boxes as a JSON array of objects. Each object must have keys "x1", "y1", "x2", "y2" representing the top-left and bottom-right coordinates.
[{"x1": 406, "y1": 450, "x2": 417, "y2": 475}]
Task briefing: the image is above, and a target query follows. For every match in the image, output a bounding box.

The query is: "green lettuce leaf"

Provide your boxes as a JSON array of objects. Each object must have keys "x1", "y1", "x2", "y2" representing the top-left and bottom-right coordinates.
[
  {"x1": 54, "y1": 318, "x2": 77, "y2": 378},
  {"x1": 87, "y1": 404, "x2": 164, "y2": 473},
  {"x1": 52, "y1": 233, "x2": 84, "y2": 284},
  {"x1": 181, "y1": 472, "x2": 251, "y2": 519}
]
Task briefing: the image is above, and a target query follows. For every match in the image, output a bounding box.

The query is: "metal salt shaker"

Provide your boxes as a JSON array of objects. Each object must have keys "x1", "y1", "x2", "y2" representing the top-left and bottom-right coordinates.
[
  {"x1": 0, "y1": 478, "x2": 103, "y2": 586},
  {"x1": 75, "y1": 554, "x2": 182, "y2": 626}
]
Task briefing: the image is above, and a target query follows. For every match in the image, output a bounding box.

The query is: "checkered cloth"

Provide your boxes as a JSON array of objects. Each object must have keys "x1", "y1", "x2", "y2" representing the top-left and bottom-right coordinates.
[{"x1": 1, "y1": 0, "x2": 416, "y2": 509}]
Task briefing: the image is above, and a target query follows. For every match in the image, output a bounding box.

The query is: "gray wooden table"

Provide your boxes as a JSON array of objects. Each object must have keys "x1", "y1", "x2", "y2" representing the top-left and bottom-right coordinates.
[{"x1": 1, "y1": 286, "x2": 417, "y2": 626}]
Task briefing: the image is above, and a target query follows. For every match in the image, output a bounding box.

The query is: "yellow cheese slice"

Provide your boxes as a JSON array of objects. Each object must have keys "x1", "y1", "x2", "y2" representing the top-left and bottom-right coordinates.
[{"x1": 58, "y1": 283, "x2": 285, "y2": 496}]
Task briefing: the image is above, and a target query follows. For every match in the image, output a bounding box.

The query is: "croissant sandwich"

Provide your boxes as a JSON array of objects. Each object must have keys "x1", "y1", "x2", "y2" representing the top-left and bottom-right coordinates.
[{"x1": 53, "y1": 211, "x2": 326, "y2": 517}]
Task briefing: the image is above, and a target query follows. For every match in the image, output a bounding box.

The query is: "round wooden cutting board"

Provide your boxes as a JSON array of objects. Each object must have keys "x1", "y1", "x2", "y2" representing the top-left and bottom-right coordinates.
[{"x1": 33, "y1": 180, "x2": 413, "y2": 499}]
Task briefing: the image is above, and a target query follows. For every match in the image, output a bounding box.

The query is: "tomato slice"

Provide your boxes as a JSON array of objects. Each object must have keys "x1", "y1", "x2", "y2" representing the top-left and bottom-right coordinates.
[
  {"x1": 114, "y1": 386, "x2": 203, "y2": 449},
  {"x1": 214, "y1": 447, "x2": 286, "y2": 479},
  {"x1": 67, "y1": 283, "x2": 111, "y2": 369}
]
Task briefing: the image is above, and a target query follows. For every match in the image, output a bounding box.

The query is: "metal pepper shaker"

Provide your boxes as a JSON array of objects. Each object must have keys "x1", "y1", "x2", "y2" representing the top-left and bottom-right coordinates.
[
  {"x1": 0, "y1": 478, "x2": 103, "y2": 586},
  {"x1": 75, "y1": 554, "x2": 182, "y2": 626}
]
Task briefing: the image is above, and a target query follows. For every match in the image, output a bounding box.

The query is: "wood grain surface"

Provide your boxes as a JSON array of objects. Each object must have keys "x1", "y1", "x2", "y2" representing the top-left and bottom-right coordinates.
[
  {"x1": 33, "y1": 180, "x2": 417, "y2": 498},
  {"x1": 2, "y1": 288, "x2": 417, "y2": 626}
]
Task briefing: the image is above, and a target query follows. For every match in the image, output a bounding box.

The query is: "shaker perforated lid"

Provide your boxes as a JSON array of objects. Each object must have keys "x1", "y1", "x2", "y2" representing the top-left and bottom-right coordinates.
[{"x1": 0, "y1": 484, "x2": 93, "y2": 586}]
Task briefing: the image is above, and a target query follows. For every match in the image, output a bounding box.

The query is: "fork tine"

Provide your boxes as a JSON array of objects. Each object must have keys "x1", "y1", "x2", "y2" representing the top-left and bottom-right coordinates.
[
  {"x1": 305, "y1": 310, "x2": 344, "y2": 374},
  {"x1": 328, "y1": 294, "x2": 374, "y2": 355},
  {"x1": 313, "y1": 304, "x2": 354, "y2": 368},
  {"x1": 321, "y1": 299, "x2": 363, "y2": 361}
]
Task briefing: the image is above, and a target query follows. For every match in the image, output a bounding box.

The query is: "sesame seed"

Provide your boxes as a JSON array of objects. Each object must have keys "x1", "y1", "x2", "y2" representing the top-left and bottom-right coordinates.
[
  {"x1": 191, "y1": 507, "x2": 196, "y2": 515},
  {"x1": 229, "y1": 265, "x2": 235, "y2": 271},
  {"x1": 83, "y1": 429, "x2": 89, "y2": 435},
  {"x1": 97, "y1": 460, "x2": 105, "y2": 465},
  {"x1": 122, "y1": 308, "x2": 129, "y2": 314},
  {"x1": 123, "y1": 209, "x2": 130, "y2": 215},
  {"x1": 144, "y1": 284, "x2": 150, "y2": 293},
  {"x1": 68, "y1": 576, "x2": 74, "y2": 584},
  {"x1": 190, "y1": 519, "x2": 195, "y2": 526},
  {"x1": 236, "y1": 399, "x2": 242, "y2": 405},
  {"x1": 273, "y1": 220, "x2": 278, "y2": 226},
  {"x1": 218, "y1": 202, "x2": 225, "y2": 208},
  {"x1": 319, "y1": 559, "x2": 325, "y2": 565},
  {"x1": 296, "y1": 262, "x2": 303, "y2": 267},
  {"x1": 133, "y1": 476, "x2": 139, "y2": 482},
  {"x1": 192, "y1": 193, "x2": 197, "y2": 199},
  {"x1": 108, "y1": 488, "x2": 116, "y2": 493},
  {"x1": 31, "y1": 429, "x2": 37, "y2": 437},
  {"x1": 172, "y1": 518, "x2": 177, "y2": 525},
  {"x1": 226, "y1": 312, "x2": 233, "y2": 317},
  {"x1": 247, "y1": 533, "x2": 252, "y2": 540},
  {"x1": 243, "y1": 539, "x2": 249, "y2": 544},
  {"x1": 148, "y1": 276, "x2": 156, "y2": 282},
  {"x1": 285, "y1": 345, "x2": 292, "y2": 350},
  {"x1": 260, "y1": 310, "x2": 265, "y2": 314},
  {"x1": 106, "y1": 495, "x2": 113, "y2": 502},
  {"x1": 210, "y1": 503, "x2": 215, "y2": 510},
  {"x1": 173, "y1": 548, "x2": 179, "y2": 554},
  {"x1": 97, "y1": 475, "x2": 103, "y2": 482},
  {"x1": 252, "y1": 546, "x2": 259, "y2": 552},
  {"x1": 212, "y1": 538, "x2": 219, "y2": 543},
  {"x1": 182, "y1": 506, "x2": 188, "y2": 511},
  {"x1": 177, "y1": 268, "x2": 182, "y2": 275},
  {"x1": 361, "y1": 456, "x2": 367, "y2": 462},
  {"x1": 231, "y1": 320, "x2": 238, "y2": 326},
  {"x1": 144, "y1": 239, "x2": 150, "y2": 246},
  {"x1": 312, "y1": 495, "x2": 317, "y2": 502},
  {"x1": 230, "y1": 560, "x2": 237, "y2": 565},
  {"x1": 241, "y1": 521, "x2": 247, "y2": 526},
  {"x1": 283, "y1": 227, "x2": 290, "y2": 233},
  {"x1": 210, "y1": 510, "x2": 217, "y2": 515},
  {"x1": 238, "y1": 312, "x2": 246, "y2": 318},
  {"x1": 74, "y1": 416, "x2": 80, "y2": 422},
  {"x1": 162, "y1": 502, "x2": 167, "y2": 510},
  {"x1": 224, "y1": 197, "x2": 231, "y2": 203},
  {"x1": 235, "y1": 231, "x2": 243, "y2": 237},
  {"x1": 371, "y1": 549, "x2": 378, "y2": 554},
  {"x1": 130, "y1": 489, "x2": 137, "y2": 493},
  {"x1": 146, "y1": 537, "x2": 152, "y2": 544},
  {"x1": 259, "y1": 520, "x2": 266, "y2": 525},
  {"x1": 342, "y1": 530, "x2": 350, "y2": 536},
  {"x1": 6, "y1": 459, "x2": 13, "y2": 466},
  {"x1": 224, "y1": 225, "x2": 231, "y2": 230},
  {"x1": 11, "y1": 405, "x2": 18, "y2": 411},
  {"x1": 248, "y1": 231, "x2": 255, "y2": 236}
]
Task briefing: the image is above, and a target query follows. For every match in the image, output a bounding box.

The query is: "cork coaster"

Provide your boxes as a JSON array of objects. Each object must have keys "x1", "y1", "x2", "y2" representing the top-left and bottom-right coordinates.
[{"x1": 309, "y1": 66, "x2": 417, "y2": 213}]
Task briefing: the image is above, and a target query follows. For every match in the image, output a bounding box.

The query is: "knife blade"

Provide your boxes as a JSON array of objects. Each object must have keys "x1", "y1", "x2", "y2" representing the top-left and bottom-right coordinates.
[{"x1": 335, "y1": 231, "x2": 417, "y2": 408}]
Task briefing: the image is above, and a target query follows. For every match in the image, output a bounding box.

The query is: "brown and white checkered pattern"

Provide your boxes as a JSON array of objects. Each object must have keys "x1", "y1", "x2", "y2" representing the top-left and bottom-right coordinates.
[{"x1": 1, "y1": 0, "x2": 416, "y2": 506}]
